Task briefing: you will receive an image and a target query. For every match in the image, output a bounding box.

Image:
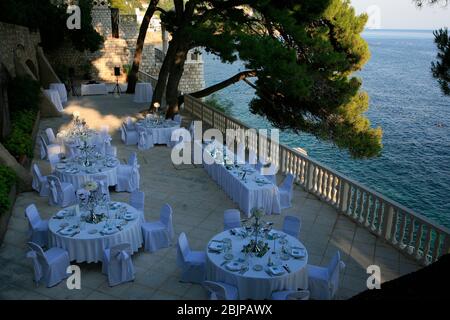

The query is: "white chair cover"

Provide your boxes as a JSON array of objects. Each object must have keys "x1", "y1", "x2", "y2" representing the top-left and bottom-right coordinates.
[
  {"x1": 176, "y1": 232, "x2": 206, "y2": 284},
  {"x1": 93, "y1": 175, "x2": 110, "y2": 201},
  {"x1": 271, "y1": 290, "x2": 310, "y2": 300},
  {"x1": 308, "y1": 251, "x2": 346, "y2": 300},
  {"x1": 137, "y1": 127, "x2": 154, "y2": 150},
  {"x1": 26, "y1": 242, "x2": 70, "y2": 287},
  {"x1": 32, "y1": 164, "x2": 50, "y2": 197},
  {"x1": 48, "y1": 153, "x2": 60, "y2": 172},
  {"x1": 120, "y1": 123, "x2": 138, "y2": 145},
  {"x1": 115, "y1": 162, "x2": 140, "y2": 193},
  {"x1": 129, "y1": 190, "x2": 145, "y2": 223},
  {"x1": 203, "y1": 281, "x2": 239, "y2": 300},
  {"x1": 45, "y1": 128, "x2": 57, "y2": 145},
  {"x1": 223, "y1": 209, "x2": 241, "y2": 231},
  {"x1": 282, "y1": 216, "x2": 301, "y2": 239},
  {"x1": 25, "y1": 204, "x2": 49, "y2": 247},
  {"x1": 141, "y1": 204, "x2": 174, "y2": 253},
  {"x1": 47, "y1": 175, "x2": 76, "y2": 207},
  {"x1": 102, "y1": 243, "x2": 135, "y2": 287},
  {"x1": 39, "y1": 134, "x2": 61, "y2": 160},
  {"x1": 279, "y1": 174, "x2": 295, "y2": 209}
]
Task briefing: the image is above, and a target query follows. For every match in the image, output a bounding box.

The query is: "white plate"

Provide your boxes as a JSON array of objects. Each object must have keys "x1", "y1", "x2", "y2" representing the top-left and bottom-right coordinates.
[
  {"x1": 102, "y1": 227, "x2": 118, "y2": 235},
  {"x1": 225, "y1": 261, "x2": 243, "y2": 272},
  {"x1": 268, "y1": 266, "x2": 285, "y2": 276},
  {"x1": 123, "y1": 213, "x2": 135, "y2": 221},
  {"x1": 60, "y1": 227, "x2": 77, "y2": 236},
  {"x1": 56, "y1": 211, "x2": 66, "y2": 218},
  {"x1": 56, "y1": 163, "x2": 66, "y2": 169},
  {"x1": 291, "y1": 247, "x2": 306, "y2": 258},
  {"x1": 208, "y1": 241, "x2": 223, "y2": 252}
]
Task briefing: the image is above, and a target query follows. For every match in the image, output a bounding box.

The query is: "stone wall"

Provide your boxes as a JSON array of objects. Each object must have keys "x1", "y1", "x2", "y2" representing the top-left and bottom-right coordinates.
[
  {"x1": 0, "y1": 22, "x2": 41, "y2": 78},
  {"x1": 46, "y1": 5, "x2": 204, "y2": 92}
]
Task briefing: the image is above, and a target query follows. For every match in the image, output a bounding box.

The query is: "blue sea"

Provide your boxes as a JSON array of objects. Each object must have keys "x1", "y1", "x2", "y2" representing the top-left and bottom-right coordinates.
[{"x1": 202, "y1": 29, "x2": 450, "y2": 228}]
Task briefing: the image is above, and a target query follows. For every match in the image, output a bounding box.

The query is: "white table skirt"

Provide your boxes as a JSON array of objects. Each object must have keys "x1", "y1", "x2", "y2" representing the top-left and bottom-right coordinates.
[
  {"x1": 81, "y1": 83, "x2": 108, "y2": 96},
  {"x1": 55, "y1": 165, "x2": 118, "y2": 190},
  {"x1": 134, "y1": 83, "x2": 153, "y2": 103},
  {"x1": 49, "y1": 203, "x2": 143, "y2": 263},
  {"x1": 44, "y1": 89, "x2": 63, "y2": 111},
  {"x1": 206, "y1": 229, "x2": 308, "y2": 300},
  {"x1": 199, "y1": 142, "x2": 281, "y2": 217},
  {"x1": 49, "y1": 83, "x2": 68, "y2": 103},
  {"x1": 136, "y1": 122, "x2": 180, "y2": 145}
]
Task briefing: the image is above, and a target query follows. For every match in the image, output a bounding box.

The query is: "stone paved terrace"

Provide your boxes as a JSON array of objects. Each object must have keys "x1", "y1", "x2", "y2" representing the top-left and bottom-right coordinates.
[{"x1": 0, "y1": 94, "x2": 422, "y2": 300}]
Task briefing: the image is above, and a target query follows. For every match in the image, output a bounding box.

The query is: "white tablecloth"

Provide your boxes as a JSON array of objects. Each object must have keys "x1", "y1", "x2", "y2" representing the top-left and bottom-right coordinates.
[
  {"x1": 81, "y1": 83, "x2": 108, "y2": 96},
  {"x1": 44, "y1": 89, "x2": 63, "y2": 111},
  {"x1": 135, "y1": 120, "x2": 180, "y2": 145},
  {"x1": 55, "y1": 156, "x2": 119, "y2": 190},
  {"x1": 206, "y1": 229, "x2": 308, "y2": 300},
  {"x1": 49, "y1": 83, "x2": 68, "y2": 103},
  {"x1": 200, "y1": 142, "x2": 281, "y2": 217},
  {"x1": 134, "y1": 83, "x2": 153, "y2": 103},
  {"x1": 49, "y1": 203, "x2": 143, "y2": 263}
]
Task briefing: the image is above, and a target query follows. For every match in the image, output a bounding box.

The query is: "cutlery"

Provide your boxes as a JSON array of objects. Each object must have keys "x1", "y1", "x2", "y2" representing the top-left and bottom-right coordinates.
[
  {"x1": 70, "y1": 231, "x2": 80, "y2": 237},
  {"x1": 283, "y1": 265, "x2": 291, "y2": 273}
]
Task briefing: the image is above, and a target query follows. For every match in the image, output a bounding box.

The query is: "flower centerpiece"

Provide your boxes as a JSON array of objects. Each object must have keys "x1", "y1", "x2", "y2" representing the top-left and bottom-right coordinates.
[
  {"x1": 79, "y1": 181, "x2": 108, "y2": 224},
  {"x1": 241, "y1": 208, "x2": 270, "y2": 257}
]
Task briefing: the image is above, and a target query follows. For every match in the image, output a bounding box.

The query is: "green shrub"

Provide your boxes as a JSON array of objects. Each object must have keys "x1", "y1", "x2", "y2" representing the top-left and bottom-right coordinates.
[
  {"x1": 7, "y1": 76, "x2": 41, "y2": 114},
  {"x1": 2, "y1": 109, "x2": 37, "y2": 159},
  {"x1": 0, "y1": 165, "x2": 16, "y2": 216}
]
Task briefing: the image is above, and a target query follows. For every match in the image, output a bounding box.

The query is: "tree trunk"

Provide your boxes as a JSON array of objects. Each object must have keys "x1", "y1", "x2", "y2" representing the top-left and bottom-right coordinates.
[
  {"x1": 177, "y1": 70, "x2": 257, "y2": 105},
  {"x1": 0, "y1": 142, "x2": 32, "y2": 192},
  {"x1": 165, "y1": 46, "x2": 189, "y2": 119},
  {"x1": 126, "y1": 0, "x2": 159, "y2": 94},
  {"x1": 150, "y1": 38, "x2": 178, "y2": 111}
]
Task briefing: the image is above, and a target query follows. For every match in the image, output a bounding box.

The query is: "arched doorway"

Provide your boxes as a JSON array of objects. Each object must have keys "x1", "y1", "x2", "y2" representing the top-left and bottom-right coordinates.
[{"x1": 25, "y1": 59, "x2": 38, "y2": 79}]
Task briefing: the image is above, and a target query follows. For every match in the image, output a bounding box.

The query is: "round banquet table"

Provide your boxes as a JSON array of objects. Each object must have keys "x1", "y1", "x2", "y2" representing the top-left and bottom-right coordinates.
[
  {"x1": 57, "y1": 132, "x2": 105, "y2": 158},
  {"x1": 206, "y1": 228, "x2": 308, "y2": 300},
  {"x1": 49, "y1": 83, "x2": 68, "y2": 104},
  {"x1": 135, "y1": 119, "x2": 180, "y2": 145},
  {"x1": 44, "y1": 89, "x2": 63, "y2": 111},
  {"x1": 49, "y1": 202, "x2": 144, "y2": 263},
  {"x1": 134, "y1": 82, "x2": 153, "y2": 103},
  {"x1": 54, "y1": 156, "x2": 119, "y2": 190}
]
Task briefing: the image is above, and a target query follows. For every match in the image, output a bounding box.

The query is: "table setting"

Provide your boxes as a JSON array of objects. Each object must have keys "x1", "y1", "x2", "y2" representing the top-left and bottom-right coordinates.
[
  {"x1": 135, "y1": 114, "x2": 180, "y2": 145},
  {"x1": 206, "y1": 209, "x2": 308, "y2": 300},
  {"x1": 54, "y1": 151, "x2": 119, "y2": 190},
  {"x1": 200, "y1": 141, "x2": 281, "y2": 217},
  {"x1": 49, "y1": 182, "x2": 143, "y2": 263}
]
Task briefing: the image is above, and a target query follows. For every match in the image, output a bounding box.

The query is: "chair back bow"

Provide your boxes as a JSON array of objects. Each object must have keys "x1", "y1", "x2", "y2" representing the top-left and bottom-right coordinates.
[
  {"x1": 116, "y1": 250, "x2": 131, "y2": 281},
  {"x1": 26, "y1": 250, "x2": 43, "y2": 283},
  {"x1": 50, "y1": 180, "x2": 58, "y2": 204}
]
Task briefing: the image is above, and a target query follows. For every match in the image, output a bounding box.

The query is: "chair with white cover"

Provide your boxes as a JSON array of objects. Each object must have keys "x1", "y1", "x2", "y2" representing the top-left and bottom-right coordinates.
[
  {"x1": 102, "y1": 243, "x2": 135, "y2": 287},
  {"x1": 25, "y1": 204, "x2": 49, "y2": 247},
  {"x1": 39, "y1": 134, "x2": 62, "y2": 160},
  {"x1": 203, "y1": 281, "x2": 239, "y2": 300},
  {"x1": 47, "y1": 175, "x2": 76, "y2": 207},
  {"x1": 115, "y1": 154, "x2": 140, "y2": 192},
  {"x1": 32, "y1": 164, "x2": 50, "y2": 197},
  {"x1": 174, "y1": 114, "x2": 182, "y2": 124},
  {"x1": 141, "y1": 203, "x2": 174, "y2": 253},
  {"x1": 176, "y1": 232, "x2": 206, "y2": 284},
  {"x1": 137, "y1": 127, "x2": 154, "y2": 150},
  {"x1": 26, "y1": 242, "x2": 70, "y2": 287},
  {"x1": 129, "y1": 190, "x2": 145, "y2": 215},
  {"x1": 120, "y1": 119, "x2": 138, "y2": 145},
  {"x1": 48, "y1": 153, "x2": 60, "y2": 172},
  {"x1": 93, "y1": 175, "x2": 110, "y2": 201},
  {"x1": 223, "y1": 209, "x2": 241, "y2": 231},
  {"x1": 279, "y1": 174, "x2": 295, "y2": 209},
  {"x1": 308, "y1": 251, "x2": 346, "y2": 300},
  {"x1": 282, "y1": 216, "x2": 301, "y2": 239},
  {"x1": 271, "y1": 290, "x2": 310, "y2": 300},
  {"x1": 45, "y1": 128, "x2": 57, "y2": 145},
  {"x1": 105, "y1": 144, "x2": 117, "y2": 157}
]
